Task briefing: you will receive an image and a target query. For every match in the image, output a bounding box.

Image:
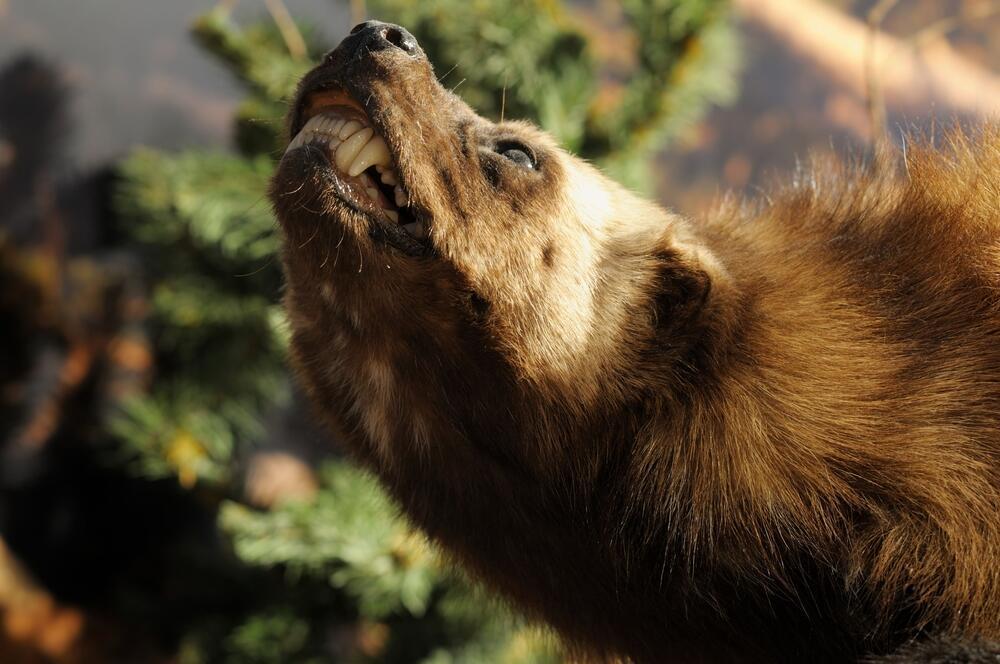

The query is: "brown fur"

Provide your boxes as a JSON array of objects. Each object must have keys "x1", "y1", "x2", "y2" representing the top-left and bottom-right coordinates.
[{"x1": 271, "y1": 24, "x2": 1000, "y2": 663}]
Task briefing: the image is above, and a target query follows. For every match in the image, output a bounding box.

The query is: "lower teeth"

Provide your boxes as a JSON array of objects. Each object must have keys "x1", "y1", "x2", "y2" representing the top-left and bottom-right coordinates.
[{"x1": 402, "y1": 221, "x2": 426, "y2": 239}]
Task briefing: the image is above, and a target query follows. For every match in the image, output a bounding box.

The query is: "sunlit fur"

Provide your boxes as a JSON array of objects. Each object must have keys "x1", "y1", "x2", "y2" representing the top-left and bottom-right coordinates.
[{"x1": 271, "y1": 26, "x2": 1000, "y2": 663}]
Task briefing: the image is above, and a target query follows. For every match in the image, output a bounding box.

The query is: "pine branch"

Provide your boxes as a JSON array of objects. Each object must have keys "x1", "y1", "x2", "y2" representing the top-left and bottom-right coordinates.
[
  {"x1": 222, "y1": 461, "x2": 438, "y2": 617},
  {"x1": 581, "y1": 0, "x2": 739, "y2": 166},
  {"x1": 191, "y1": 5, "x2": 315, "y2": 101},
  {"x1": 117, "y1": 148, "x2": 279, "y2": 266}
]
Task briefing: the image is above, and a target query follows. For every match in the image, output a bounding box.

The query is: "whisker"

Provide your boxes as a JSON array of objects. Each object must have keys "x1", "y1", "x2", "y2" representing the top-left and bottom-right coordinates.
[
  {"x1": 330, "y1": 229, "x2": 346, "y2": 269},
  {"x1": 438, "y1": 62, "x2": 460, "y2": 83},
  {"x1": 233, "y1": 254, "x2": 277, "y2": 278},
  {"x1": 281, "y1": 180, "x2": 307, "y2": 197},
  {"x1": 298, "y1": 221, "x2": 321, "y2": 249},
  {"x1": 500, "y1": 71, "x2": 508, "y2": 123}
]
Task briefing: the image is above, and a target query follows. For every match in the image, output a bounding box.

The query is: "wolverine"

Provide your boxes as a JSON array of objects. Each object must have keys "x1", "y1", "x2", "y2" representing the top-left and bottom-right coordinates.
[{"x1": 270, "y1": 21, "x2": 1000, "y2": 663}]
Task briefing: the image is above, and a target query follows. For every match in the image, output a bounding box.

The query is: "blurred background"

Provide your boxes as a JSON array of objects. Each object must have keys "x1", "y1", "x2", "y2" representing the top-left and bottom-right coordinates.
[{"x1": 0, "y1": 0, "x2": 997, "y2": 662}]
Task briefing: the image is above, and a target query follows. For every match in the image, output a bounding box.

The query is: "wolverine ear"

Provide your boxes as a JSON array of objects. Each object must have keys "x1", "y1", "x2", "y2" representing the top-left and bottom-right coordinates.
[{"x1": 650, "y1": 247, "x2": 714, "y2": 334}]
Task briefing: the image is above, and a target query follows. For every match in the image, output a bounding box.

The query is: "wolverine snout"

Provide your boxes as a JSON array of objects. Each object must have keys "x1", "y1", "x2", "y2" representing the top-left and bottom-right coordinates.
[{"x1": 277, "y1": 21, "x2": 438, "y2": 254}]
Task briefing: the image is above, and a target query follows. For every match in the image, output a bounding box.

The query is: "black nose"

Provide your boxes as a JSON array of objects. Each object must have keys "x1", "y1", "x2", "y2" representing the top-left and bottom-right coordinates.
[{"x1": 347, "y1": 20, "x2": 419, "y2": 56}]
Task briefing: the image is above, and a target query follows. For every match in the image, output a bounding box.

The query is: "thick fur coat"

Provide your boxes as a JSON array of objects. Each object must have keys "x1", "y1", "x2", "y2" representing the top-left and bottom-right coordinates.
[{"x1": 271, "y1": 21, "x2": 1000, "y2": 663}]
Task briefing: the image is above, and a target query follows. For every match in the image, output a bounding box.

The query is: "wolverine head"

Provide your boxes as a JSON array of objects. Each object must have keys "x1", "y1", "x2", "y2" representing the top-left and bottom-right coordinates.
[
  {"x1": 271, "y1": 20, "x2": 722, "y2": 475},
  {"x1": 272, "y1": 21, "x2": 719, "y2": 419}
]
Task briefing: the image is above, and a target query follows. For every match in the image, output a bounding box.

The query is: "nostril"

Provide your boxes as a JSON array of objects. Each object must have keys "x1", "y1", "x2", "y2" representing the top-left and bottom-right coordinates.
[
  {"x1": 381, "y1": 26, "x2": 403, "y2": 45},
  {"x1": 350, "y1": 21, "x2": 372, "y2": 35},
  {"x1": 380, "y1": 26, "x2": 417, "y2": 54}
]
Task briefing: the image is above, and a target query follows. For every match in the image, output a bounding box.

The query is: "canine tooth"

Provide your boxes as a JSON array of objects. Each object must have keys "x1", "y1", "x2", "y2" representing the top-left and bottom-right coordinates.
[
  {"x1": 334, "y1": 127, "x2": 373, "y2": 173},
  {"x1": 394, "y1": 186, "x2": 408, "y2": 207},
  {"x1": 339, "y1": 120, "x2": 363, "y2": 139},
  {"x1": 365, "y1": 186, "x2": 379, "y2": 200},
  {"x1": 380, "y1": 169, "x2": 398, "y2": 185},
  {"x1": 385, "y1": 210, "x2": 399, "y2": 222},
  {"x1": 348, "y1": 135, "x2": 391, "y2": 177}
]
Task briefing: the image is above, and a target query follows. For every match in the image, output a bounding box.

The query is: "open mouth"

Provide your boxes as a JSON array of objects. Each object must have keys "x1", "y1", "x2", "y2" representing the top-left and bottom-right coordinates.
[{"x1": 285, "y1": 89, "x2": 427, "y2": 243}]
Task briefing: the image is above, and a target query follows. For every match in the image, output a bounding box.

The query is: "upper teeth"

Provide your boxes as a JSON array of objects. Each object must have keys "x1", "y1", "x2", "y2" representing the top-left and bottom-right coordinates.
[
  {"x1": 285, "y1": 110, "x2": 425, "y2": 239},
  {"x1": 286, "y1": 112, "x2": 402, "y2": 197}
]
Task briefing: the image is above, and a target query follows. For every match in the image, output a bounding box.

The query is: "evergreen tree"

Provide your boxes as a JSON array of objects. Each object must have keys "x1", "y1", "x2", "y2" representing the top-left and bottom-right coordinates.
[{"x1": 112, "y1": 2, "x2": 739, "y2": 660}]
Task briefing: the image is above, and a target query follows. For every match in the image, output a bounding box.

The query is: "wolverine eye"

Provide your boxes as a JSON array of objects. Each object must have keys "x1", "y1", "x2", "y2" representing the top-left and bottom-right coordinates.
[{"x1": 496, "y1": 141, "x2": 536, "y2": 170}]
